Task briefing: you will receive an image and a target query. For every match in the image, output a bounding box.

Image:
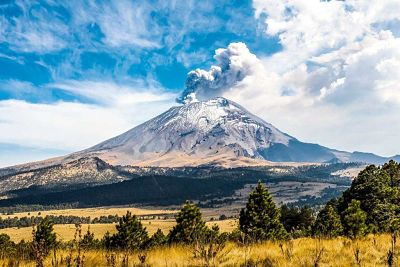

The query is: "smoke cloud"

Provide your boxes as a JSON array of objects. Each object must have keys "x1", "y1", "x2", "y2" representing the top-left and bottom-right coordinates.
[{"x1": 177, "y1": 42, "x2": 259, "y2": 104}]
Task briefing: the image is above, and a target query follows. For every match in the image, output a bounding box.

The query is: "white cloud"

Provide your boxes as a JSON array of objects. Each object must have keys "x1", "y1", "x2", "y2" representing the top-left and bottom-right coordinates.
[
  {"x1": 0, "y1": 0, "x2": 163, "y2": 54},
  {"x1": 50, "y1": 79, "x2": 175, "y2": 107},
  {"x1": 240, "y1": 0, "x2": 400, "y2": 157},
  {"x1": 0, "y1": 81, "x2": 176, "y2": 155},
  {"x1": 180, "y1": 1, "x2": 400, "y2": 157},
  {"x1": 70, "y1": 0, "x2": 162, "y2": 48},
  {"x1": 0, "y1": 1, "x2": 70, "y2": 53}
]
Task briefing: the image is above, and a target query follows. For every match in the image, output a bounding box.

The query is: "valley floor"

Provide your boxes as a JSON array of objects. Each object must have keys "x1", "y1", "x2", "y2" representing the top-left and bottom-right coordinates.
[{"x1": 0, "y1": 234, "x2": 396, "y2": 266}]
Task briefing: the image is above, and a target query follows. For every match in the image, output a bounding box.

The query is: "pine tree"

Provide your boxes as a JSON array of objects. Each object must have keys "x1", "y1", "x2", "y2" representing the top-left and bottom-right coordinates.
[
  {"x1": 147, "y1": 229, "x2": 167, "y2": 248},
  {"x1": 102, "y1": 231, "x2": 112, "y2": 249},
  {"x1": 339, "y1": 164, "x2": 399, "y2": 232},
  {"x1": 33, "y1": 217, "x2": 57, "y2": 256},
  {"x1": 239, "y1": 181, "x2": 287, "y2": 241},
  {"x1": 281, "y1": 205, "x2": 314, "y2": 236},
  {"x1": 169, "y1": 201, "x2": 208, "y2": 244},
  {"x1": 383, "y1": 160, "x2": 400, "y2": 187},
  {"x1": 111, "y1": 211, "x2": 148, "y2": 250},
  {"x1": 80, "y1": 226, "x2": 98, "y2": 249},
  {"x1": 342, "y1": 199, "x2": 367, "y2": 239},
  {"x1": 313, "y1": 204, "x2": 343, "y2": 238},
  {"x1": 0, "y1": 233, "x2": 15, "y2": 257}
]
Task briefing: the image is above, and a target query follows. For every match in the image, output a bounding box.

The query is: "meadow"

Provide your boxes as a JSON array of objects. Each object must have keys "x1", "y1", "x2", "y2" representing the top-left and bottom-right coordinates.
[
  {"x1": 0, "y1": 234, "x2": 396, "y2": 266},
  {"x1": 0, "y1": 219, "x2": 238, "y2": 242},
  {"x1": 0, "y1": 206, "x2": 177, "y2": 219}
]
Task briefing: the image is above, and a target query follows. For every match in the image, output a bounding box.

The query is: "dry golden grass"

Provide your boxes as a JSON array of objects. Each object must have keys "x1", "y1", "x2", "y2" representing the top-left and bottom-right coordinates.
[
  {"x1": 206, "y1": 219, "x2": 238, "y2": 233},
  {"x1": 0, "y1": 219, "x2": 237, "y2": 242},
  {"x1": 0, "y1": 224, "x2": 115, "y2": 242},
  {"x1": 0, "y1": 206, "x2": 177, "y2": 219},
  {"x1": 0, "y1": 234, "x2": 396, "y2": 266}
]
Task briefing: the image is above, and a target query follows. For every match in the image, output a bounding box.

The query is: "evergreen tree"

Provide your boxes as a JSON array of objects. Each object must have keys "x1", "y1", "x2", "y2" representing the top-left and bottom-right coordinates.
[
  {"x1": 0, "y1": 233, "x2": 13, "y2": 247},
  {"x1": 0, "y1": 233, "x2": 15, "y2": 258},
  {"x1": 383, "y1": 160, "x2": 400, "y2": 187},
  {"x1": 80, "y1": 226, "x2": 98, "y2": 249},
  {"x1": 313, "y1": 204, "x2": 342, "y2": 238},
  {"x1": 281, "y1": 205, "x2": 314, "y2": 236},
  {"x1": 147, "y1": 229, "x2": 167, "y2": 248},
  {"x1": 102, "y1": 231, "x2": 112, "y2": 249},
  {"x1": 339, "y1": 164, "x2": 398, "y2": 232},
  {"x1": 33, "y1": 217, "x2": 57, "y2": 256},
  {"x1": 239, "y1": 181, "x2": 287, "y2": 240},
  {"x1": 342, "y1": 199, "x2": 367, "y2": 239},
  {"x1": 169, "y1": 201, "x2": 208, "y2": 244},
  {"x1": 313, "y1": 161, "x2": 400, "y2": 238},
  {"x1": 110, "y1": 211, "x2": 148, "y2": 250}
]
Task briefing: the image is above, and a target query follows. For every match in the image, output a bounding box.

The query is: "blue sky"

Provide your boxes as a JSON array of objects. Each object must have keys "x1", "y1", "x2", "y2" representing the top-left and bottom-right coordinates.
[
  {"x1": 0, "y1": 0, "x2": 279, "y2": 95},
  {"x1": 1, "y1": 0, "x2": 400, "y2": 166}
]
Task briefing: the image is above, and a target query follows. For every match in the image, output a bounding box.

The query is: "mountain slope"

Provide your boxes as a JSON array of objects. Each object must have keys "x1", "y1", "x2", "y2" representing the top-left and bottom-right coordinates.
[
  {"x1": 0, "y1": 157, "x2": 127, "y2": 195},
  {"x1": 5, "y1": 97, "x2": 393, "y2": 169},
  {"x1": 68, "y1": 97, "x2": 346, "y2": 166}
]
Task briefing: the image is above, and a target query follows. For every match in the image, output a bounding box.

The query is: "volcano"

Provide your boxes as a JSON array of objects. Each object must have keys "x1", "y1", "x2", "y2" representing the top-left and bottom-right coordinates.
[
  {"x1": 0, "y1": 97, "x2": 397, "y2": 203},
  {"x1": 65, "y1": 97, "x2": 397, "y2": 166},
  {"x1": 4, "y1": 97, "x2": 397, "y2": 171}
]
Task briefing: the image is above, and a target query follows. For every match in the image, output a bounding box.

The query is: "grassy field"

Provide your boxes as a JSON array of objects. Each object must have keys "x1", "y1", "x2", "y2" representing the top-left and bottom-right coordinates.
[
  {"x1": 0, "y1": 206, "x2": 178, "y2": 219},
  {"x1": 0, "y1": 219, "x2": 238, "y2": 242},
  {"x1": 0, "y1": 234, "x2": 396, "y2": 266}
]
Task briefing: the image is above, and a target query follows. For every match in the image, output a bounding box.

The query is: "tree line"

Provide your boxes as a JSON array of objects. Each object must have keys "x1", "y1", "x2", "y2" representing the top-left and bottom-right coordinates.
[{"x1": 0, "y1": 214, "x2": 175, "y2": 229}]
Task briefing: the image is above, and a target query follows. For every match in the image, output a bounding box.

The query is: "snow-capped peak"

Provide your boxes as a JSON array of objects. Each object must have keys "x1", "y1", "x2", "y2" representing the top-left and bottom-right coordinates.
[{"x1": 78, "y1": 97, "x2": 293, "y2": 166}]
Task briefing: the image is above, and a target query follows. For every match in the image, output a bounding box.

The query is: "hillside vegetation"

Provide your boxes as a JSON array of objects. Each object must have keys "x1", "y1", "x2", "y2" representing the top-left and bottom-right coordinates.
[{"x1": 0, "y1": 163, "x2": 355, "y2": 208}]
